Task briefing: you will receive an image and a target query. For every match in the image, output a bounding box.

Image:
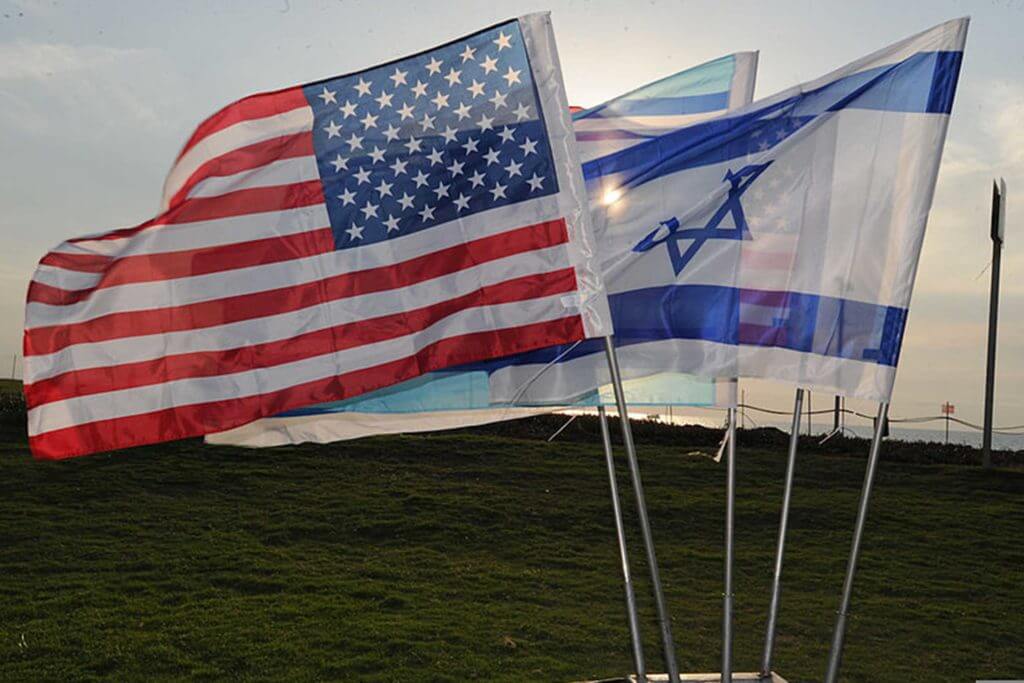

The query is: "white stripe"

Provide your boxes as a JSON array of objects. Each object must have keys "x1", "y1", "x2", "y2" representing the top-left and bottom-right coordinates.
[
  {"x1": 32, "y1": 264, "x2": 104, "y2": 291},
  {"x1": 29, "y1": 293, "x2": 577, "y2": 435},
  {"x1": 25, "y1": 243, "x2": 572, "y2": 384},
  {"x1": 205, "y1": 407, "x2": 555, "y2": 447},
  {"x1": 186, "y1": 154, "x2": 321, "y2": 200},
  {"x1": 27, "y1": 194, "x2": 565, "y2": 327},
  {"x1": 50, "y1": 205, "x2": 329, "y2": 260},
  {"x1": 160, "y1": 106, "x2": 313, "y2": 209}
]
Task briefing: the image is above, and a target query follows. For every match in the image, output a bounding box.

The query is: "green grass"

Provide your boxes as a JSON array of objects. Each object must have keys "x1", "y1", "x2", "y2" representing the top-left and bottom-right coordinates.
[{"x1": 0, "y1": 419, "x2": 1022, "y2": 682}]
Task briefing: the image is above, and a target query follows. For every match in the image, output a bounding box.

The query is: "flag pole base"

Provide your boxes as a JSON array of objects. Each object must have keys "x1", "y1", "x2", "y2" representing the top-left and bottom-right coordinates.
[{"x1": 575, "y1": 673, "x2": 788, "y2": 683}]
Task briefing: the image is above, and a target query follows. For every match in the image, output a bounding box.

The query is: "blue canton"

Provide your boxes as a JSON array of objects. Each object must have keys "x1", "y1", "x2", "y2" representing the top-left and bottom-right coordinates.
[{"x1": 302, "y1": 19, "x2": 559, "y2": 249}]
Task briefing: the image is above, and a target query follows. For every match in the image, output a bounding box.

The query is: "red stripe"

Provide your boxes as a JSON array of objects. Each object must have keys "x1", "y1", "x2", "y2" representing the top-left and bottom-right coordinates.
[
  {"x1": 39, "y1": 251, "x2": 112, "y2": 273},
  {"x1": 166, "y1": 179, "x2": 324, "y2": 225},
  {"x1": 65, "y1": 179, "x2": 324, "y2": 245},
  {"x1": 26, "y1": 269, "x2": 578, "y2": 408},
  {"x1": 26, "y1": 219, "x2": 569, "y2": 356},
  {"x1": 28, "y1": 315, "x2": 586, "y2": 459},
  {"x1": 28, "y1": 228, "x2": 336, "y2": 306},
  {"x1": 167, "y1": 132, "x2": 314, "y2": 210},
  {"x1": 176, "y1": 87, "x2": 309, "y2": 161}
]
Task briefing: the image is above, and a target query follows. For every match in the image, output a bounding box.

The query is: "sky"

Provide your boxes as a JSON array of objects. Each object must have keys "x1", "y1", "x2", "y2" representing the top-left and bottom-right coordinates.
[{"x1": 1, "y1": 0, "x2": 1022, "y2": 430}]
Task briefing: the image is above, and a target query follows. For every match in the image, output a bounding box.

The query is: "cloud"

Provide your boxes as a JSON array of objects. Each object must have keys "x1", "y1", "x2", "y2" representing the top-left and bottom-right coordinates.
[
  {"x1": 0, "y1": 41, "x2": 147, "y2": 80},
  {"x1": 987, "y1": 80, "x2": 1024, "y2": 168},
  {"x1": 0, "y1": 40, "x2": 186, "y2": 136}
]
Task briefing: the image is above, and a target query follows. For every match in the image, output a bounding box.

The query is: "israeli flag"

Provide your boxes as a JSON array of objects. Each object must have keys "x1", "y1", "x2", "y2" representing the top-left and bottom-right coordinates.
[
  {"x1": 207, "y1": 53, "x2": 756, "y2": 447},
  {"x1": 489, "y1": 18, "x2": 968, "y2": 405}
]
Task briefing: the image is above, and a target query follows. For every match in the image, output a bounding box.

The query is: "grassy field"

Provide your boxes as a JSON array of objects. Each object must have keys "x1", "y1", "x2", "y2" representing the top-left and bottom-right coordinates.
[{"x1": 0, "y1": 403, "x2": 1022, "y2": 682}]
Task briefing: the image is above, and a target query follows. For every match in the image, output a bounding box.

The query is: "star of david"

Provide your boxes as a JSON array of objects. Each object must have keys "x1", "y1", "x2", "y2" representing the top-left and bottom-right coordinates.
[{"x1": 633, "y1": 161, "x2": 774, "y2": 275}]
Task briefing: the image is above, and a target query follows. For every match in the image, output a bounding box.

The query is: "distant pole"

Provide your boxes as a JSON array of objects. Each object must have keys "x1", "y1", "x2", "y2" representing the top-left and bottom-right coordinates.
[
  {"x1": 983, "y1": 178, "x2": 1006, "y2": 469},
  {"x1": 941, "y1": 402, "x2": 954, "y2": 445},
  {"x1": 741, "y1": 389, "x2": 746, "y2": 429},
  {"x1": 833, "y1": 396, "x2": 841, "y2": 433}
]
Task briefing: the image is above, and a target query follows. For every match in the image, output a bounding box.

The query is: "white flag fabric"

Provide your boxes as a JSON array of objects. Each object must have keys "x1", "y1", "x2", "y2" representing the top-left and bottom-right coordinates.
[
  {"x1": 208, "y1": 53, "x2": 757, "y2": 448},
  {"x1": 508, "y1": 18, "x2": 966, "y2": 404}
]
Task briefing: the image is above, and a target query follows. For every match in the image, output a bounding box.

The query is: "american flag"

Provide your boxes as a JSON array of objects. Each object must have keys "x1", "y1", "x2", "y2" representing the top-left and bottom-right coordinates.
[{"x1": 22, "y1": 14, "x2": 610, "y2": 459}]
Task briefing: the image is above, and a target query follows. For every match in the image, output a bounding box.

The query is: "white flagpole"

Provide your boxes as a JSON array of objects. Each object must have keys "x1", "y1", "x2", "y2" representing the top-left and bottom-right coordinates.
[
  {"x1": 824, "y1": 401, "x2": 889, "y2": 683},
  {"x1": 597, "y1": 406, "x2": 647, "y2": 683},
  {"x1": 760, "y1": 387, "x2": 804, "y2": 677},
  {"x1": 602, "y1": 337, "x2": 681, "y2": 683},
  {"x1": 722, "y1": 403, "x2": 737, "y2": 683}
]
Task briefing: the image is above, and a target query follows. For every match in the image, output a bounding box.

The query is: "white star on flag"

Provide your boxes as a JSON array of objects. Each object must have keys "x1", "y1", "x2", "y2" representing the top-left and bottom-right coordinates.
[
  {"x1": 390, "y1": 157, "x2": 408, "y2": 175},
  {"x1": 360, "y1": 201, "x2": 379, "y2": 219},
  {"x1": 502, "y1": 67, "x2": 521, "y2": 86},
  {"x1": 489, "y1": 90, "x2": 508, "y2": 109},
  {"x1": 354, "y1": 78, "x2": 372, "y2": 96},
  {"x1": 318, "y1": 86, "x2": 337, "y2": 104},
  {"x1": 389, "y1": 68, "x2": 407, "y2": 86},
  {"x1": 324, "y1": 120, "x2": 342, "y2": 138},
  {"x1": 479, "y1": 55, "x2": 498, "y2": 74},
  {"x1": 329, "y1": 154, "x2": 348, "y2": 172}
]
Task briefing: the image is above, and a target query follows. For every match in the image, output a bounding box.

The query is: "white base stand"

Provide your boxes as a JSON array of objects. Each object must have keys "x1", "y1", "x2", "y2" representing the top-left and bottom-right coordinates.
[{"x1": 579, "y1": 673, "x2": 788, "y2": 683}]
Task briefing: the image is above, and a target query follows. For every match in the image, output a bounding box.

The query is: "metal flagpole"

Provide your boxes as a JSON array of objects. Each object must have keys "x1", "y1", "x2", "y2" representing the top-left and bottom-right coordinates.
[
  {"x1": 823, "y1": 401, "x2": 890, "y2": 683},
  {"x1": 597, "y1": 406, "x2": 647, "y2": 683},
  {"x1": 982, "y1": 178, "x2": 1006, "y2": 468},
  {"x1": 722, "y1": 404, "x2": 737, "y2": 682},
  {"x1": 760, "y1": 388, "x2": 804, "y2": 678},
  {"x1": 602, "y1": 337, "x2": 681, "y2": 683}
]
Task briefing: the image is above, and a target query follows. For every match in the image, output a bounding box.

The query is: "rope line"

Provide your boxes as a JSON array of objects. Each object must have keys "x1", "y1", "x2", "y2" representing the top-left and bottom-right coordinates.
[{"x1": 733, "y1": 403, "x2": 1024, "y2": 436}]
